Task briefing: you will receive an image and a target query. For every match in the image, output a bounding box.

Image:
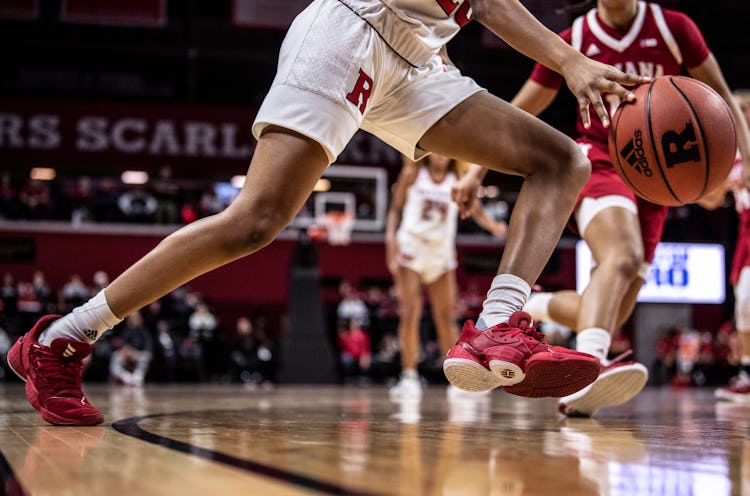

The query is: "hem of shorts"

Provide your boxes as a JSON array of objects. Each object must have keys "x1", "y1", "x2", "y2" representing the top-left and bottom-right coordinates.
[
  {"x1": 253, "y1": 84, "x2": 360, "y2": 164},
  {"x1": 364, "y1": 87, "x2": 487, "y2": 161}
]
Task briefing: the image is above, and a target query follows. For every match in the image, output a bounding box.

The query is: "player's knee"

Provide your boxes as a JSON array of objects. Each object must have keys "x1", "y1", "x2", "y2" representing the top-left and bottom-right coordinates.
[
  {"x1": 565, "y1": 145, "x2": 591, "y2": 189},
  {"x1": 541, "y1": 140, "x2": 590, "y2": 188},
  {"x1": 736, "y1": 298, "x2": 750, "y2": 329},
  {"x1": 219, "y1": 211, "x2": 284, "y2": 256},
  {"x1": 607, "y1": 250, "x2": 644, "y2": 281}
]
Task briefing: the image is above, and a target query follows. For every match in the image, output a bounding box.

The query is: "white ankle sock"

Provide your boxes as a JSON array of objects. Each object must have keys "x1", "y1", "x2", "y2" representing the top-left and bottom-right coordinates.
[
  {"x1": 402, "y1": 369, "x2": 418, "y2": 380},
  {"x1": 524, "y1": 292, "x2": 553, "y2": 322},
  {"x1": 40, "y1": 289, "x2": 122, "y2": 345},
  {"x1": 576, "y1": 327, "x2": 611, "y2": 362},
  {"x1": 476, "y1": 274, "x2": 531, "y2": 330}
]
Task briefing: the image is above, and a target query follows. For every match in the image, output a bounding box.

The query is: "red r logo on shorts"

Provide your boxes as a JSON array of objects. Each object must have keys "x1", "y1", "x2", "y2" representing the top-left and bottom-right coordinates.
[{"x1": 346, "y1": 69, "x2": 374, "y2": 114}]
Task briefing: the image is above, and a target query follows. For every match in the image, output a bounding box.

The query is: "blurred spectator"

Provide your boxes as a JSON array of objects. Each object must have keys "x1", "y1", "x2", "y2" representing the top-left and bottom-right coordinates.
[
  {"x1": 609, "y1": 329, "x2": 632, "y2": 358},
  {"x1": 90, "y1": 270, "x2": 110, "y2": 298},
  {"x1": 0, "y1": 172, "x2": 20, "y2": 219},
  {"x1": 228, "y1": 316, "x2": 276, "y2": 386},
  {"x1": 69, "y1": 176, "x2": 95, "y2": 225},
  {"x1": 181, "y1": 199, "x2": 199, "y2": 224},
  {"x1": 0, "y1": 323, "x2": 10, "y2": 380},
  {"x1": 109, "y1": 344, "x2": 150, "y2": 387},
  {"x1": 0, "y1": 273, "x2": 18, "y2": 317},
  {"x1": 152, "y1": 165, "x2": 181, "y2": 224},
  {"x1": 117, "y1": 187, "x2": 157, "y2": 223},
  {"x1": 92, "y1": 178, "x2": 121, "y2": 222},
  {"x1": 17, "y1": 275, "x2": 43, "y2": 329},
  {"x1": 31, "y1": 270, "x2": 53, "y2": 313},
  {"x1": 337, "y1": 318, "x2": 371, "y2": 384},
  {"x1": 369, "y1": 332, "x2": 401, "y2": 384},
  {"x1": 457, "y1": 280, "x2": 485, "y2": 323},
  {"x1": 60, "y1": 273, "x2": 90, "y2": 310},
  {"x1": 189, "y1": 301, "x2": 220, "y2": 379},
  {"x1": 153, "y1": 319, "x2": 178, "y2": 383},
  {"x1": 119, "y1": 311, "x2": 154, "y2": 356},
  {"x1": 19, "y1": 179, "x2": 51, "y2": 219},
  {"x1": 337, "y1": 280, "x2": 370, "y2": 329},
  {"x1": 199, "y1": 189, "x2": 223, "y2": 218},
  {"x1": 177, "y1": 334, "x2": 206, "y2": 382}
]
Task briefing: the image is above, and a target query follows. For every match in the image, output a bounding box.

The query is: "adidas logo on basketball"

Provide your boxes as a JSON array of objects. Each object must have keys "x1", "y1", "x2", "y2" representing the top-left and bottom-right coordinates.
[{"x1": 619, "y1": 130, "x2": 653, "y2": 177}]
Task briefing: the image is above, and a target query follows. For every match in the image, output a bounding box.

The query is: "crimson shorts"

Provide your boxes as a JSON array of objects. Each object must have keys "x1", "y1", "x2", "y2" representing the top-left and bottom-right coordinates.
[{"x1": 574, "y1": 139, "x2": 668, "y2": 263}]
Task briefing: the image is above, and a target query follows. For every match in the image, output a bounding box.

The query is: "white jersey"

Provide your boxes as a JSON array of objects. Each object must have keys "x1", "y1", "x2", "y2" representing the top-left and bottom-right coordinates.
[
  {"x1": 398, "y1": 166, "x2": 459, "y2": 243},
  {"x1": 337, "y1": 0, "x2": 472, "y2": 66}
]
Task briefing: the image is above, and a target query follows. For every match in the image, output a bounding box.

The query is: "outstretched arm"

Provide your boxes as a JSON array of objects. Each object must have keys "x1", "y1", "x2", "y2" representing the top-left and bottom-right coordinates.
[
  {"x1": 511, "y1": 79, "x2": 560, "y2": 116},
  {"x1": 472, "y1": 0, "x2": 648, "y2": 128},
  {"x1": 688, "y1": 55, "x2": 750, "y2": 188},
  {"x1": 469, "y1": 199, "x2": 507, "y2": 239}
]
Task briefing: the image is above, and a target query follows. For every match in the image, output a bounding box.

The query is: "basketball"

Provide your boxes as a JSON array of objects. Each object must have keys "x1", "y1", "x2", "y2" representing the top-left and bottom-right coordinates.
[{"x1": 608, "y1": 75, "x2": 737, "y2": 206}]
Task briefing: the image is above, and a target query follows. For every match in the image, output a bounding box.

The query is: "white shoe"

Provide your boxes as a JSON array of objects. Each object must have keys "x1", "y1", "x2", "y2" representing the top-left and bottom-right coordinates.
[
  {"x1": 558, "y1": 352, "x2": 648, "y2": 417},
  {"x1": 389, "y1": 375, "x2": 422, "y2": 400}
]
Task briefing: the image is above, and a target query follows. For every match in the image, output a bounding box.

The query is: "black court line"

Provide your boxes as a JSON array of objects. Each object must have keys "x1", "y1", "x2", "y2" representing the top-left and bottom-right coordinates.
[
  {"x1": 112, "y1": 412, "x2": 386, "y2": 496},
  {"x1": 0, "y1": 449, "x2": 27, "y2": 496}
]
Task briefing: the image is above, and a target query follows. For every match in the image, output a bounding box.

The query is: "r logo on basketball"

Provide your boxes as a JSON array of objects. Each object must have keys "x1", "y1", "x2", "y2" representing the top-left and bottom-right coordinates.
[{"x1": 661, "y1": 122, "x2": 700, "y2": 168}]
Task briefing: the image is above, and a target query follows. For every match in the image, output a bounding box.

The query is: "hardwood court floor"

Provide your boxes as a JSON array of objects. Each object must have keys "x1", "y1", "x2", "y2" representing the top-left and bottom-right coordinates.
[{"x1": 1, "y1": 383, "x2": 748, "y2": 496}]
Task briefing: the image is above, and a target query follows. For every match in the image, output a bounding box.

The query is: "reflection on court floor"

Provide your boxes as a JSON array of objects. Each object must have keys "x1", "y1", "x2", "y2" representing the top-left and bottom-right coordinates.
[{"x1": 0, "y1": 384, "x2": 745, "y2": 495}]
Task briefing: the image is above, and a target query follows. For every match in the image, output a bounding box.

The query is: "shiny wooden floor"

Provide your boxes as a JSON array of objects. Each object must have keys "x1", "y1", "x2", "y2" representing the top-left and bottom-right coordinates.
[{"x1": 1, "y1": 383, "x2": 748, "y2": 496}]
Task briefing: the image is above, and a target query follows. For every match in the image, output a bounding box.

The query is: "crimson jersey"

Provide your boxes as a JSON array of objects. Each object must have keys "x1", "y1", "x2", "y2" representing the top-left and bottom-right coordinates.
[
  {"x1": 729, "y1": 154, "x2": 750, "y2": 284},
  {"x1": 530, "y1": 1, "x2": 710, "y2": 145}
]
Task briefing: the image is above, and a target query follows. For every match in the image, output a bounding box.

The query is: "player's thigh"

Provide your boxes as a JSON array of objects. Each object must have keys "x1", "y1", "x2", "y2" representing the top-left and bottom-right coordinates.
[
  {"x1": 227, "y1": 128, "x2": 329, "y2": 227},
  {"x1": 396, "y1": 266, "x2": 424, "y2": 314},
  {"x1": 582, "y1": 200, "x2": 644, "y2": 265},
  {"x1": 419, "y1": 91, "x2": 581, "y2": 176}
]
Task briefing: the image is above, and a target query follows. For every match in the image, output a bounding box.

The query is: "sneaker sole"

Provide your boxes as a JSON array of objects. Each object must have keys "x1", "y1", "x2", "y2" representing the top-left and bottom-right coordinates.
[
  {"x1": 503, "y1": 353, "x2": 601, "y2": 398},
  {"x1": 560, "y1": 363, "x2": 649, "y2": 416},
  {"x1": 715, "y1": 388, "x2": 750, "y2": 403},
  {"x1": 443, "y1": 358, "x2": 508, "y2": 392}
]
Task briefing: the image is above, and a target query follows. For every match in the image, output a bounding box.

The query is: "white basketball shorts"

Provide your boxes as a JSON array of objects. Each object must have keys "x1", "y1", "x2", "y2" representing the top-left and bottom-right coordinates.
[
  {"x1": 396, "y1": 230, "x2": 457, "y2": 284},
  {"x1": 252, "y1": 0, "x2": 484, "y2": 163}
]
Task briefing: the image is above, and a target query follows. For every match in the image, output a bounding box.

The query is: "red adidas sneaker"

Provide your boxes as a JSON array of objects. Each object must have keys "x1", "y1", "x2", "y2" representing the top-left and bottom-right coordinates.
[
  {"x1": 7, "y1": 315, "x2": 104, "y2": 426},
  {"x1": 444, "y1": 311, "x2": 600, "y2": 397}
]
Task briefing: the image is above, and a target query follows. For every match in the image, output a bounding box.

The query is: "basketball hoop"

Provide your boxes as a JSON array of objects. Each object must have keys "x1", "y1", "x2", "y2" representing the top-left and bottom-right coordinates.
[{"x1": 320, "y1": 211, "x2": 354, "y2": 246}]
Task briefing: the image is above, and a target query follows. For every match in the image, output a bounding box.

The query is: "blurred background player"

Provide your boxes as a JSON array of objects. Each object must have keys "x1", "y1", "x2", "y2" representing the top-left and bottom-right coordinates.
[
  {"x1": 700, "y1": 90, "x2": 750, "y2": 403},
  {"x1": 7, "y1": 0, "x2": 645, "y2": 425},
  {"x1": 386, "y1": 154, "x2": 506, "y2": 399},
  {"x1": 517, "y1": 0, "x2": 750, "y2": 416}
]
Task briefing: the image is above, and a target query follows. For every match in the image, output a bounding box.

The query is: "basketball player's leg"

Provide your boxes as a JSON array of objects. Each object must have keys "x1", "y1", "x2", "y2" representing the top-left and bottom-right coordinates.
[
  {"x1": 395, "y1": 267, "x2": 424, "y2": 373},
  {"x1": 717, "y1": 268, "x2": 750, "y2": 401},
  {"x1": 527, "y1": 279, "x2": 637, "y2": 331},
  {"x1": 421, "y1": 91, "x2": 589, "y2": 293},
  {"x1": 106, "y1": 128, "x2": 329, "y2": 318},
  {"x1": 7, "y1": 128, "x2": 331, "y2": 424},
  {"x1": 557, "y1": 203, "x2": 650, "y2": 416},
  {"x1": 576, "y1": 205, "x2": 643, "y2": 347},
  {"x1": 390, "y1": 266, "x2": 425, "y2": 398},
  {"x1": 425, "y1": 270, "x2": 459, "y2": 355},
  {"x1": 420, "y1": 92, "x2": 599, "y2": 396}
]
